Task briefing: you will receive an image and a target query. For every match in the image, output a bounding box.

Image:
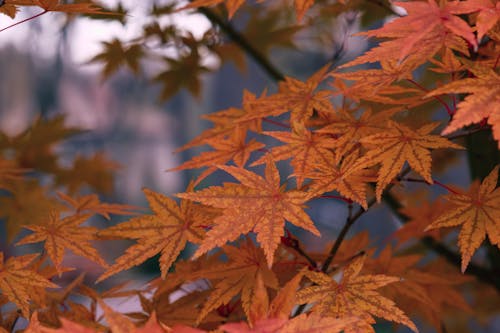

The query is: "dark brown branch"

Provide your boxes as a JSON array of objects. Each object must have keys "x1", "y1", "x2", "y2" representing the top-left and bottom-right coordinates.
[{"x1": 197, "y1": 7, "x2": 285, "y2": 81}]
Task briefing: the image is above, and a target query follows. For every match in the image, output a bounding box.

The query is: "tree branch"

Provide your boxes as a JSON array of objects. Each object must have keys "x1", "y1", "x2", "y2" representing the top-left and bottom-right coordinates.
[{"x1": 197, "y1": 7, "x2": 285, "y2": 81}]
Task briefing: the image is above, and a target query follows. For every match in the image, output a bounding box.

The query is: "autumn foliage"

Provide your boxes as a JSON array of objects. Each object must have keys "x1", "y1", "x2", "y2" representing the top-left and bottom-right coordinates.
[{"x1": 0, "y1": 0, "x2": 500, "y2": 332}]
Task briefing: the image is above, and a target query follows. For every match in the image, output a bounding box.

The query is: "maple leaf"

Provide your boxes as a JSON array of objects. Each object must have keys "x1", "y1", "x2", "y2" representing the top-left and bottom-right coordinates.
[
  {"x1": 333, "y1": 60, "x2": 415, "y2": 94},
  {"x1": 0, "y1": 179, "x2": 65, "y2": 241},
  {"x1": 89, "y1": 39, "x2": 143, "y2": 79},
  {"x1": 251, "y1": 127, "x2": 337, "y2": 188},
  {"x1": 241, "y1": 8, "x2": 302, "y2": 56},
  {"x1": 176, "y1": 158, "x2": 320, "y2": 266},
  {"x1": 0, "y1": 157, "x2": 27, "y2": 190},
  {"x1": 16, "y1": 211, "x2": 106, "y2": 274},
  {"x1": 56, "y1": 153, "x2": 119, "y2": 195},
  {"x1": 425, "y1": 165, "x2": 500, "y2": 272},
  {"x1": 447, "y1": 0, "x2": 500, "y2": 41},
  {"x1": 0, "y1": 115, "x2": 82, "y2": 172},
  {"x1": 153, "y1": 51, "x2": 210, "y2": 100},
  {"x1": 221, "y1": 313, "x2": 353, "y2": 333},
  {"x1": 343, "y1": 0, "x2": 477, "y2": 67},
  {"x1": 426, "y1": 62, "x2": 500, "y2": 148},
  {"x1": 350, "y1": 121, "x2": 462, "y2": 201},
  {"x1": 56, "y1": 192, "x2": 139, "y2": 220},
  {"x1": 0, "y1": 253, "x2": 58, "y2": 317},
  {"x1": 316, "y1": 107, "x2": 399, "y2": 158},
  {"x1": 193, "y1": 239, "x2": 278, "y2": 323},
  {"x1": 178, "y1": 90, "x2": 262, "y2": 151},
  {"x1": 170, "y1": 130, "x2": 264, "y2": 186},
  {"x1": 393, "y1": 200, "x2": 449, "y2": 244},
  {"x1": 306, "y1": 149, "x2": 376, "y2": 209},
  {"x1": 20, "y1": 0, "x2": 113, "y2": 15},
  {"x1": 296, "y1": 254, "x2": 418, "y2": 332},
  {"x1": 364, "y1": 248, "x2": 471, "y2": 331},
  {"x1": 97, "y1": 188, "x2": 215, "y2": 282},
  {"x1": 241, "y1": 65, "x2": 332, "y2": 130},
  {"x1": 0, "y1": 2, "x2": 18, "y2": 18}
]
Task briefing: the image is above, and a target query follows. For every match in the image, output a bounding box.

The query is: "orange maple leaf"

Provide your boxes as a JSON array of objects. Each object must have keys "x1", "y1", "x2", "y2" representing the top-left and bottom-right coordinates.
[
  {"x1": 344, "y1": 0, "x2": 478, "y2": 67},
  {"x1": 16, "y1": 211, "x2": 106, "y2": 274},
  {"x1": 170, "y1": 130, "x2": 264, "y2": 186},
  {"x1": 0, "y1": 253, "x2": 58, "y2": 317},
  {"x1": 425, "y1": 165, "x2": 500, "y2": 272},
  {"x1": 426, "y1": 62, "x2": 500, "y2": 148},
  {"x1": 393, "y1": 200, "x2": 449, "y2": 244},
  {"x1": 97, "y1": 188, "x2": 216, "y2": 282},
  {"x1": 7, "y1": 0, "x2": 113, "y2": 14},
  {"x1": 306, "y1": 150, "x2": 375, "y2": 209},
  {"x1": 221, "y1": 313, "x2": 352, "y2": 333},
  {"x1": 194, "y1": 239, "x2": 279, "y2": 323},
  {"x1": 350, "y1": 121, "x2": 462, "y2": 201},
  {"x1": 177, "y1": 158, "x2": 320, "y2": 266},
  {"x1": 316, "y1": 107, "x2": 399, "y2": 158},
  {"x1": 364, "y1": 247, "x2": 471, "y2": 331},
  {"x1": 296, "y1": 254, "x2": 418, "y2": 332},
  {"x1": 251, "y1": 127, "x2": 337, "y2": 188},
  {"x1": 0, "y1": 157, "x2": 27, "y2": 190},
  {"x1": 447, "y1": 0, "x2": 500, "y2": 41},
  {"x1": 178, "y1": 90, "x2": 262, "y2": 152},
  {"x1": 56, "y1": 192, "x2": 139, "y2": 220},
  {"x1": 242, "y1": 65, "x2": 332, "y2": 130}
]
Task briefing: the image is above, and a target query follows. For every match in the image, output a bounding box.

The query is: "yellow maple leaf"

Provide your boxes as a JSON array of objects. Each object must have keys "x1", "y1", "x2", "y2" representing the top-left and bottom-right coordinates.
[
  {"x1": 425, "y1": 165, "x2": 500, "y2": 272},
  {"x1": 177, "y1": 158, "x2": 320, "y2": 266},
  {"x1": 97, "y1": 188, "x2": 216, "y2": 282},
  {"x1": 426, "y1": 62, "x2": 500, "y2": 148},
  {"x1": 350, "y1": 121, "x2": 462, "y2": 201},
  {"x1": 0, "y1": 253, "x2": 58, "y2": 317},
  {"x1": 16, "y1": 211, "x2": 106, "y2": 274},
  {"x1": 296, "y1": 254, "x2": 418, "y2": 332}
]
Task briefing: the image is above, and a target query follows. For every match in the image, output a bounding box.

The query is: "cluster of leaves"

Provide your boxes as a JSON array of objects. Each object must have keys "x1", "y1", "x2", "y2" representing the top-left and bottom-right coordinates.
[{"x1": 1, "y1": 0, "x2": 500, "y2": 332}]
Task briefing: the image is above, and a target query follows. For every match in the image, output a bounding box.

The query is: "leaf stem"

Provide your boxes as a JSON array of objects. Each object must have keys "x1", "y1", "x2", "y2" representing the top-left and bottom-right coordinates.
[
  {"x1": 406, "y1": 79, "x2": 454, "y2": 116},
  {"x1": 0, "y1": 10, "x2": 48, "y2": 33},
  {"x1": 398, "y1": 176, "x2": 459, "y2": 194},
  {"x1": 262, "y1": 118, "x2": 290, "y2": 129}
]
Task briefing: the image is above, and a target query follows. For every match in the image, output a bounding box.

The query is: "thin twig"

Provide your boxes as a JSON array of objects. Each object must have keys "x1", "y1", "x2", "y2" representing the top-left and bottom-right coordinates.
[
  {"x1": 406, "y1": 79, "x2": 454, "y2": 116},
  {"x1": 0, "y1": 10, "x2": 48, "y2": 33}
]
